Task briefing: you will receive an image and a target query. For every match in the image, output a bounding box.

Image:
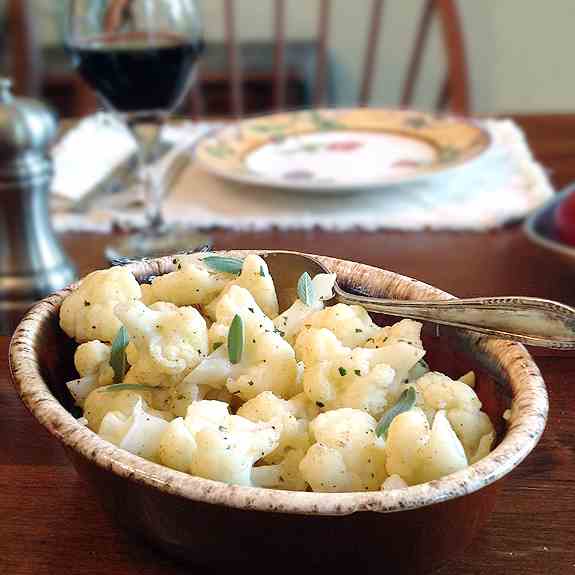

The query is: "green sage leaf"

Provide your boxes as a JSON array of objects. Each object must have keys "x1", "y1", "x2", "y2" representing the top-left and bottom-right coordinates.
[
  {"x1": 203, "y1": 256, "x2": 244, "y2": 275},
  {"x1": 110, "y1": 326, "x2": 130, "y2": 384},
  {"x1": 228, "y1": 314, "x2": 244, "y2": 364},
  {"x1": 297, "y1": 272, "x2": 317, "y2": 307},
  {"x1": 102, "y1": 384, "x2": 159, "y2": 393},
  {"x1": 376, "y1": 387, "x2": 417, "y2": 438}
]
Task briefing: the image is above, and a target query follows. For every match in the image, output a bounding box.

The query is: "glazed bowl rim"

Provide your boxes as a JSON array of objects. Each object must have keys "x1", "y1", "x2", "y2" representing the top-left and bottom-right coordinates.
[{"x1": 9, "y1": 250, "x2": 548, "y2": 516}]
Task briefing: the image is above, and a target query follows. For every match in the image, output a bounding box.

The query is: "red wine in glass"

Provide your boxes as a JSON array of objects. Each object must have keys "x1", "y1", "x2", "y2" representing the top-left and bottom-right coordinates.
[{"x1": 69, "y1": 32, "x2": 204, "y2": 115}]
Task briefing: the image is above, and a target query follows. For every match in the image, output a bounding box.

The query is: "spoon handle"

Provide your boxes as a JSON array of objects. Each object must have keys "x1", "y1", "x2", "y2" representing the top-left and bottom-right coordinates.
[{"x1": 337, "y1": 292, "x2": 575, "y2": 349}]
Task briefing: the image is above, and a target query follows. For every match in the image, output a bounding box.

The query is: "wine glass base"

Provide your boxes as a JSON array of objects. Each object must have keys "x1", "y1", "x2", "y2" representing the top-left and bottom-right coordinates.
[{"x1": 105, "y1": 226, "x2": 213, "y2": 265}]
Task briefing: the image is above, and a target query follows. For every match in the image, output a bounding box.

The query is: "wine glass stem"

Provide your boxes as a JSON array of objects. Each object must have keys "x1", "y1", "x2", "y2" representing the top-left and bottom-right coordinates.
[{"x1": 127, "y1": 117, "x2": 165, "y2": 230}]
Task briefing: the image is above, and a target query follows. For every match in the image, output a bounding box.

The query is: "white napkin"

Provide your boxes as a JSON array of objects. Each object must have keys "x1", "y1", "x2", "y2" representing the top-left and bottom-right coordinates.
[
  {"x1": 52, "y1": 113, "x2": 136, "y2": 202},
  {"x1": 51, "y1": 115, "x2": 554, "y2": 233}
]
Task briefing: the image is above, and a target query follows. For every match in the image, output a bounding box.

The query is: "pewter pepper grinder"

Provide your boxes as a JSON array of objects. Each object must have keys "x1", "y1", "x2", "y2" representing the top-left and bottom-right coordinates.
[{"x1": 0, "y1": 78, "x2": 76, "y2": 334}]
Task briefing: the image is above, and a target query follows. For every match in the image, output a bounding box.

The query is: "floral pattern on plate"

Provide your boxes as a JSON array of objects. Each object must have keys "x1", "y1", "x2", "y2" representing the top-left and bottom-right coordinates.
[{"x1": 194, "y1": 108, "x2": 491, "y2": 192}]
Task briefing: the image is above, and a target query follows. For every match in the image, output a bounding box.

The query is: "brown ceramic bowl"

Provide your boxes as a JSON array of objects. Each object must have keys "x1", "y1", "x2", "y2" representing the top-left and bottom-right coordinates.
[{"x1": 9, "y1": 251, "x2": 548, "y2": 574}]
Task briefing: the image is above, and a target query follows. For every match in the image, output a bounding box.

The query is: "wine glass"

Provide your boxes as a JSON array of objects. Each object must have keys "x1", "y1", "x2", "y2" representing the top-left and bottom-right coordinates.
[{"x1": 67, "y1": 0, "x2": 211, "y2": 260}]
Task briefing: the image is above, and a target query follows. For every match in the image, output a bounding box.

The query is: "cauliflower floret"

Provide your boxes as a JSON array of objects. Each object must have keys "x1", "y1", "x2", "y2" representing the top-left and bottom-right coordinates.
[
  {"x1": 158, "y1": 416, "x2": 197, "y2": 472},
  {"x1": 206, "y1": 255, "x2": 279, "y2": 320},
  {"x1": 122, "y1": 352, "x2": 178, "y2": 388},
  {"x1": 83, "y1": 386, "x2": 172, "y2": 432},
  {"x1": 192, "y1": 422, "x2": 278, "y2": 486},
  {"x1": 299, "y1": 408, "x2": 387, "y2": 492},
  {"x1": 459, "y1": 370, "x2": 476, "y2": 388},
  {"x1": 295, "y1": 328, "x2": 412, "y2": 418},
  {"x1": 251, "y1": 448, "x2": 309, "y2": 491},
  {"x1": 157, "y1": 400, "x2": 281, "y2": 486},
  {"x1": 187, "y1": 335, "x2": 298, "y2": 402},
  {"x1": 187, "y1": 401, "x2": 282, "y2": 485},
  {"x1": 186, "y1": 286, "x2": 298, "y2": 401},
  {"x1": 60, "y1": 267, "x2": 141, "y2": 343},
  {"x1": 227, "y1": 329, "x2": 298, "y2": 400},
  {"x1": 115, "y1": 300, "x2": 208, "y2": 379},
  {"x1": 385, "y1": 407, "x2": 468, "y2": 485},
  {"x1": 99, "y1": 398, "x2": 170, "y2": 462},
  {"x1": 364, "y1": 318, "x2": 423, "y2": 349},
  {"x1": 272, "y1": 273, "x2": 336, "y2": 344},
  {"x1": 66, "y1": 341, "x2": 114, "y2": 406},
  {"x1": 240, "y1": 391, "x2": 315, "y2": 491},
  {"x1": 74, "y1": 340, "x2": 111, "y2": 377},
  {"x1": 287, "y1": 391, "x2": 321, "y2": 420},
  {"x1": 308, "y1": 304, "x2": 380, "y2": 348},
  {"x1": 414, "y1": 371, "x2": 495, "y2": 461},
  {"x1": 295, "y1": 323, "x2": 425, "y2": 388},
  {"x1": 382, "y1": 474, "x2": 408, "y2": 490},
  {"x1": 141, "y1": 256, "x2": 230, "y2": 306},
  {"x1": 207, "y1": 284, "x2": 275, "y2": 344},
  {"x1": 294, "y1": 326, "x2": 348, "y2": 365},
  {"x1": 237, "y1": 391, "x2": 311, "y2": 464}
]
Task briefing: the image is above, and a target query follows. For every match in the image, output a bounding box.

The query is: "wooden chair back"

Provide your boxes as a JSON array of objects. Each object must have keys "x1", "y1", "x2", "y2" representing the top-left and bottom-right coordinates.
[
  {"x1": 195, "y1": 0, "x2": 469, "y2": 118},
  {"x1": 4, "y1": 0, "x2": 469, "y2": 117}
]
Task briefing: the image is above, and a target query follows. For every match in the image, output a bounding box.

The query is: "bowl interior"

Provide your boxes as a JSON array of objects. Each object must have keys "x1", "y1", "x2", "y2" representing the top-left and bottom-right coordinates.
[
  {"x1": 10, "y1": 251, "x2": 547, "y2": 517},
  {"x1": 36, "y1": 260, "x2": 511, "y2": 476}
]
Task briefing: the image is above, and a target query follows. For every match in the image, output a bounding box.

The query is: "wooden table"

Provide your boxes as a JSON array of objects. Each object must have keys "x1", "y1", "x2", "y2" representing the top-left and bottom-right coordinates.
[{"x1": 2, "y1": 114, "x2": 575, "y2": 574}]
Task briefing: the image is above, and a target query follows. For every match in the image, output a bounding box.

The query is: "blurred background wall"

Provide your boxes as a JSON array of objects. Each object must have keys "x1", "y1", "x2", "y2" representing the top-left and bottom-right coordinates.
[{"x1": 22, "y1": 0, "x2": 575, "y2": 114}]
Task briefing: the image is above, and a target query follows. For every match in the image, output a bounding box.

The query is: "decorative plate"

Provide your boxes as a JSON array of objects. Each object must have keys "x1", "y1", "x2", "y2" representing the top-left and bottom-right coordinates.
[{"x1": 194, "y1": 108, "x2": 491, "y2": 193}]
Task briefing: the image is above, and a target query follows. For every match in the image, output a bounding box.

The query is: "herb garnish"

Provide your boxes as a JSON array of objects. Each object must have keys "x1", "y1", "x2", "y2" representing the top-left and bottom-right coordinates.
[
  {"x1": 110, "y1": 326, "x2": 130, "y2": 384},
  {"x1": 203, "y1": 256, "x2": 244, "y2": 275},
  {"x1": 102, "y1": 383, "x2": 159, "y2": 393},
  {"x1": 228, "y1": 314, "x2": 245, "y2": 364},
  {"x1": 375, "y1": 387, "x2": 417, "y2": 438},
  {"x1": 338, "y1": 367, "x2": 347, "y2": 377},
  {"x1": 297, "y1": 272, "x2": 317, "y2": 307}
]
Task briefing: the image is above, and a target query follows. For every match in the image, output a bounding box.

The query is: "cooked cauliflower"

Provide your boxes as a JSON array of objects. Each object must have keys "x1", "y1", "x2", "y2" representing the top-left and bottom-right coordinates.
[
  {"x1": 364, "y1": 318, "x2": 423, "y2": 349},
  {"x1": 66, "y1": 340, "x2": 114, "y2": 406},
  {"x1": 237, "y1": 392, "x2": 315, "y2": 490},
  {"x1": 308, "y1": 303, "x2": 380, "y2": 348},
  {"x1": 382, "y1": 474, "x2": 409, "y2": 490},
  {"x1": 115, "y1": 300, "x2": 208, "y2": 379},
  {"x1": 206, "y1": 254, "x2": 279, "y2": 320},
  {"x1": 237, "y1": 391, "x2": 311, "y2": 463},
  {"x1": 172, "y1": 401, "x2": 281, "y2": 485},
  {"x1": 83, "y1": 386, "x2": 171, "y2": 432},
  {"x1": 208, "y1": 284, "x2": 275, "y2": 343},
  {"x1": 385, "y1": 407, "x2": 468, "y2": 485},
  {"x1": 186, "y1": 286, "x2": 298, "y2": 401},
  {"x1": 158, "y1": 416, "x2": 197, "y2": 472},
  {"x1": 60, "y1": 267, "x2": 141, "y2": 343},
  {"x1": 272, "y1": 273, "x2": 336, "y2": 344},
  {"x1": 251, "y1": 448, "x2": 309, "y2": 491},
  {"x1": 141, "y1": 255, "x2": 230, "y2": 306},
  {"x1": 186, "y1": 336, "x2": 298, "y2": 402},
  {"x1": 63, "y1": 256, "x2": 498, "y2": 493},
  {"x1": 295, "y1": 327, "x2": 421, "y2": 418},
  {"x1": 158, "y1": 401, "x2": 282, "y2": 485},
  {"x1": 299, "y1": 408, "x2": 387, "y2": 492},
  {"x1": 99, "y1": 398, "x2": 170, "y2": 462},
  {"x1": 414, "y1": 371, "x2": 495, "y2": 461}
]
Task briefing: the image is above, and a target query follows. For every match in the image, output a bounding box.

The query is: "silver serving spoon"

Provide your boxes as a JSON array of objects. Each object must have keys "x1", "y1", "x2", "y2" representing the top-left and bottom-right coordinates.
[{"x1": 262, "y1": 251, "x2": 575, "y2": 349}]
